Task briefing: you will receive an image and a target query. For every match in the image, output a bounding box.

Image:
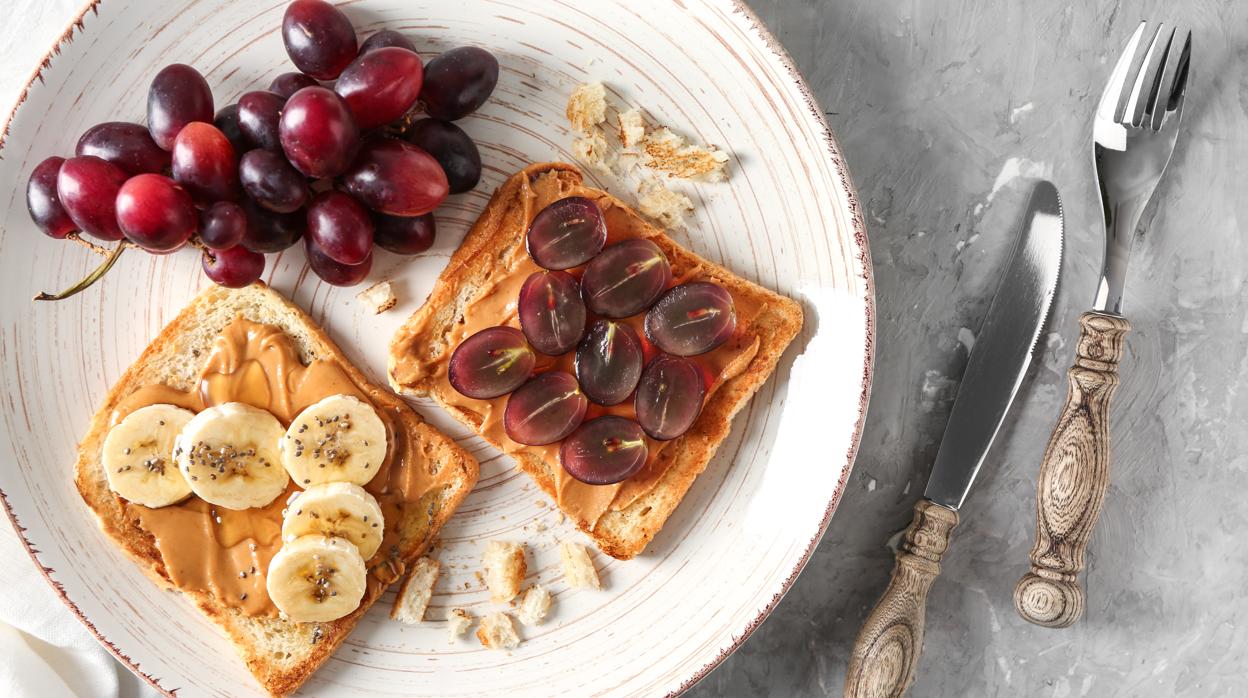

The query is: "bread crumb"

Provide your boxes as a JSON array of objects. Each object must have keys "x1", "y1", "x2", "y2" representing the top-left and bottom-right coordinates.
[
  {"x1": 559, "y1": 542, "x2": 601, "y2": 589},
  {"x1": 483, "y1": 540, "x2": 527, "y2": 602},
  {"x1": 572, "y1": 131, "x2": 615, "y2": 178},
  {"x1": 447, "y1": 608, "x2": 473, "y2": 642},
  {"x1": 476, "y1": 611, "x2": 521, "y2": 650},
  {"x1": 566, "y1": 81, "x2": 607, "y2": 133},
  {"x1": 516, "y1": 585, "x2": 552, "y2": 626},
  {"x1": 357, "y1": 281, "x2": 397, "y2": 314},
  {"x1": 642, "y1": 127, "x2": 728, "y2": 182},
  {"x1": 637, "y1": 177, "x2": 693, "y2": 230},
  {"x1": 535, "y1": 500, "x2": 547, "y2": 508},
  {"x1": 618, "y1": 107, "x2": 646, "y2": 149},
  {"x1": 390, "y1": 556, "x2": 439, "y2": 624}
]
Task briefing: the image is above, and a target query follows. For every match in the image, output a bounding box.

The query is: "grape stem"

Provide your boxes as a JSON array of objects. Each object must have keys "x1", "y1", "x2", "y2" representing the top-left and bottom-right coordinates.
[
  {"x1": 33, "y1": 243, "x2": 128, "y2": 302},
  {"x1": 65, "y1": 233, "x2": 111, "y2": 257}
]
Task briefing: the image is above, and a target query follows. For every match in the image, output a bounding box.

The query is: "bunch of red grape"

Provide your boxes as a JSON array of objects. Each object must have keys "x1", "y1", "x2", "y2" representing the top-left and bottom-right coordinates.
[
  {"x1": 448, "y1": 197, "x2": 738, "y2": 485},
  {"x1": 26, "y1": 0, "x2": 497, "y2": 297}
]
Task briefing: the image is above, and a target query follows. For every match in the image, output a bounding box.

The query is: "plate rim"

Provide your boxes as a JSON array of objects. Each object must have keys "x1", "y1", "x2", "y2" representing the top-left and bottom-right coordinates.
[{"x1": 0, "y1": 1, "x2": 876, "y2": 695}]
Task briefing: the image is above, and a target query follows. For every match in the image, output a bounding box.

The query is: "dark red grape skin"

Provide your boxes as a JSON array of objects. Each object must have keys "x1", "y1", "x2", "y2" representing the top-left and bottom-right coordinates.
[
  {"x1": 305, "y1": 236, "x2": 373, "y2": 286},
  {"x1": 239, "y1": 149, "x2": 308, "y2": 213},
  {"x1": 504, "y1": 371, "x2": 588, "y2": 446},
  {"x1": 560, "y1": 416, "x2": 649, "y2": 486},
  {"x1": 214, "y1": 104, "x2": 250, "y2": 154},
  {"x1": 360, "y1": 29, "x2": 416, "y2": 54},
  {"x1": 526, "y1": 196, "x2": 607, "y2": 270},
  {"x1": 581, "y1": 238, "x2": 672, "y2": 318},
  {"x1": 405, "y1": 119, "x2": 481, "y2": 194},
  {"x1": 420, "y1": 46, "x2": 499, "y2": 121},
  {"x1": 372, "y1": 212, "x2": 435, "y2": 254},
  {"x1": 518, "y1": 271, "x2": 587, "y2": 356},
  {"x1": 575, "y1": 320, "x2": 644, "y2": 406},
  {"x1": 202, "y1": 245, "x2": 265, "y2": 288},
  {"x1": 115, "y1": 174, "x2": 197, "y2": 254},
  {"x1": 282, "y1": 0, "x2": 358, "y2": 80},
  {"x1": 634, "y1": 354, "x2": 706, "y2": 440},
  {"x1": 279, "y1": 87, "x2": 360, "y2": 178},
  {"x1": 239, "y1": 196, "x2": 305, "y2": 253},
  {"x1": 306, "y1": 191, "x2": 373, "y2": 265},
  {"x1": 27, "y1": 157, "x2": 77, "y2": 239},
  {"x1": 269, "y1": 72, "x2": 319, "y2": 99},
  {"x1": 75, "y1": 122, "x2": 169, "y2": 176},
  {"x1": 147, "y1": 64, "x2": 214, "y2": 150},
  {"x1": 171, "y1": 122, "x2": 240, "y2": 205},
  {"x1": 335, "y1": 47, "x2": 424, "y2": 130},
  {"x1": 448, "y1": 326, "x2": 536, "y2": 400},
  {"x1": 644, "y1": 282, "x2": 737, "y2": 356},
  {"x1": 238, "y1": 91, "x2": 286, "y2": 152},
  {"x1": 198, "y1": 201, "x2": 247, "y2": 250},
  {"x1": 56, "y1": 156, "x2": 127, "y2": 241},
  {"x1": 340, "y1": 138, "x2": 448, "y2": 216}
]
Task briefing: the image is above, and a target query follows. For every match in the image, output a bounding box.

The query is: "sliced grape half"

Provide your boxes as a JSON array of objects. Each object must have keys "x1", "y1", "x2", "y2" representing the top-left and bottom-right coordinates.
[
  {"x1": 503, "y1": 371, "x2": 588, "y2": 446},
  {"x1": 634, "y1": 354, "x2": 706, "y2": 440},
  {"x1": 525, "y1": 196, "x2": 606, "y2": 270},
  {"x1": 581, "y1": 238, "x2": 672, "y2": 318},
  {"x1": 644, "y1": 281, "x2": 737, "y2": 356},
  {"x1": 448, "y1": 326, "x2": 536, "y2": 400},
  {"x1": 518, "y1": 271, "x2": 586, "y2": 356},
  {"x1": 560, "y1": 416, "x2": 648, "y2": 486},
  {"x1": 575, "y1": 320, "x2": 643, "y2": 406}
]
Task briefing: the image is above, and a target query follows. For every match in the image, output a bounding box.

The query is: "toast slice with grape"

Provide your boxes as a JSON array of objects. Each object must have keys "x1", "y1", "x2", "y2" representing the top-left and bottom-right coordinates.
[
  {"x1": 388, "y1": 162, "x2": 803, "y2": 559},
  {"x1": 73, "y1": 283, "x2": 479, "y2": 696}
]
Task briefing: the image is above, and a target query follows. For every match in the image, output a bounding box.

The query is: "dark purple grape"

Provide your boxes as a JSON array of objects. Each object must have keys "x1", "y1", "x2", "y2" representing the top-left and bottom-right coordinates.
[
  {"x1": 305, "y1": 236, "x2": 372, "y2": 286},
  {"x1": 560, "y1": 416, "x2": 648, "y2": 485},
  {"x1": 147, "y1": 64, "x2": 214, "y2": 150},
  {"x1": 503, "y1": 371, "x2": 588, "y2": 446},
  {"x1": 269, "y1": 72, "x2": 319, "y2": 99},
  {"x1": 419, "y1": 46, "x2": 499, "y2": 121},
  {"x1": 517, "y1": 271, "x2": 586, "y2": 356},
  {"x1": 56, "y1": 155, "x2": 127, "y2": 241},
  {"x1": 202, "y1": 245, "x2": 265, "y2": 288},
  {"x1": 307, "y1": 191, "x2": 372, "y2": 265},
  {"x1": 239, "y1": 149, "x2": 307, "y2": 213},
  {"x1": 634, "y1": 355, "x2": 706, "y2": 440},
  {"x1": 581, "y1": 239, "x2": 672, "y2": 318},
  {"x1": 360, "y1": 29, "x2": 416, "y2": 54},
  {"x1": 238, "y1": 91, "x2": 285, "y2": 152},
  {"x1": 115, "y1": 174, "x2": 197, "y2": 254},
  {"x1": 76, "y1": 122, "x2": 169, "y2": 176},
  {"x1": 341, "y1": 138, "x2": 448, "y2": 216},
  {"x1": 214, "y1": 104, "x2": 250, "y2": 154},
  {"x1": 575, "y1": 320, "x2": 643, "y2": 406},
  {"x1": 448, "y1": 326, "x2": 536, "y2": 400},
  {"x1": 198, "y1": 201, "x2": 247, "y2": 250},
  {"x1": 525, "y1": 196, "x2": 606, "y2": 270},
  {"x1": 171, "y1": 122, "x2": 240, "y2": 205},
  {"x1": 282, "y1": 0, "x2": 358, "y2": 80},
  {"x1": 239, "y1": 196, "x2": 305, "y2": 253},
  {"x1": 27, "y1": 156, "x2": 76, "y2": 239},
  {"x1": 405, "y1": 119, "x2": 480, "y2": 194},
  {"x1": 335, "y1": 47, "x2": 424, "y2": 130},
  {"x1": 644, "y1": 282, "x2": 737, "y2": 356},
  {"x1": 372, "y1": 212, "x2": 435, "y2": 254},
  {"x1": 279, "y1": 87, "x2": 359, "y2": 178}
]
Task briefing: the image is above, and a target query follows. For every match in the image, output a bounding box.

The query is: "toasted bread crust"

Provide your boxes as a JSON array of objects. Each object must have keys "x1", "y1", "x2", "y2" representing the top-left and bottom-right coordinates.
[
  {"x1": 74, "y1": 283, "x2": 479, "y2": 696},
  {"x1": 389, "y1": 163, "x2": 803, "y2": 559}
]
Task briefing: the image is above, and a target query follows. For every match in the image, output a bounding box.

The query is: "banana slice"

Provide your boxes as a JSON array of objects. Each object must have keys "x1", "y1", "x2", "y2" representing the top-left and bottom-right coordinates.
[
  {"x1": 283, "y1": 482, "x2": 385, "y2": 560},
  {"x1": 102, "y1": 404, "x2": 196, "y2": 508},
  {"x1": 280, "y1": 394, "x2": 387, "y2": 488},
  {"x1": 266, "y1": 534, "x2": 367, "y2": 622},
  {"x1": 174, "y1": 402, "x2": 289, "y2": 510}
]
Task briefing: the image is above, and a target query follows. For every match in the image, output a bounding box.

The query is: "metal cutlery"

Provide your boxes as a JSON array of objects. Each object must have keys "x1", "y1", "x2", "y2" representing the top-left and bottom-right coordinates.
[{"x1": 1014, "y1": 20, "x2": 1191, "y2": 629}]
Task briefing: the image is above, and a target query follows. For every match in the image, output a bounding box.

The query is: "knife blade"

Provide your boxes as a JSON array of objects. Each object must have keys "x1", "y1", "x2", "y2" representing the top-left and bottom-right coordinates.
[{"x1": 844, "y1": 180, "x2": 1063, "y2": 698}]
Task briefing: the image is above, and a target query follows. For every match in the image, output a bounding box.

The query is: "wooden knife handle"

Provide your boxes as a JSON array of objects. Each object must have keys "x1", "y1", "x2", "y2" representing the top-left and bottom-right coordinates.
[
  {"x1": 845, "y1": 500, "x2": 959, "y2": 698},
  {"x1": 1014, "y1": 311, "x2": 1130, "y2": 628}
]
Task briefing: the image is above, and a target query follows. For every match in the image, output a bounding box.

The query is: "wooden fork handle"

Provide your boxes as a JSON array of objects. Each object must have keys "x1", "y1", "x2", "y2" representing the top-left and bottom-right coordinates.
[
  {"x1": 845, "y1": 500, "x2": 959, "y2": 698},
  {"x1": 1014, "y1": 311, "x2": 1130, "y2": 628}
]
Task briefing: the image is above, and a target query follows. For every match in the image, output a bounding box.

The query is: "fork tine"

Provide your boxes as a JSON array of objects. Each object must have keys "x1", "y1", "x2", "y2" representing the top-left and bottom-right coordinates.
[
  {"x1": 1153, "y1": 30, "x2": 1192, "y2": 129},
  {"x1": 1123, "y1": 24, "x2": 1173, "y2": 127},
  {"x1": 1097, "y1": 22, "x2": 1149, "y2": 124}
]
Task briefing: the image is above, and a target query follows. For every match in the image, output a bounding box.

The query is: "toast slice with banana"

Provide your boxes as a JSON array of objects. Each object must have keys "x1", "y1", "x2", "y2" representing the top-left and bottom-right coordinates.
[{"x1": 74, "y1": 283, "x2": 479, "y2": 696}]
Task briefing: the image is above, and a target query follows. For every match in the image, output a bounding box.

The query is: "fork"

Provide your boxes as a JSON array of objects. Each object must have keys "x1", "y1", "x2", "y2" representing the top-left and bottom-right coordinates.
[{"x1": 1013, "y1": 20, "x2": 1191, "y2": 629}]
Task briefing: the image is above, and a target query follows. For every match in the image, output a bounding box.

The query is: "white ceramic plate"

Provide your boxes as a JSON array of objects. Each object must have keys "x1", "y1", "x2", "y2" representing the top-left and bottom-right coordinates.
[{"x1": 0, "y1": 1, "x2": 872, "y2": 695}]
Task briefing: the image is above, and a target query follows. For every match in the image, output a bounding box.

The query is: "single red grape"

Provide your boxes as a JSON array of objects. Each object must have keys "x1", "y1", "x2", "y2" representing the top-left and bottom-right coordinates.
[
  {"x1": 307, "y1": 191, "x2": 373, "y2": 265},
  {"x1": 76, "y1": 122, "x2": 169, "y2": 176},
  {"x1": 335, "y1": 47, "x2": 424, "y2": 130},
  {"x1": 171, "y1": 122, "x2": 239, "y2": 205},
  {"x1": 279, "y1": 86, "x2": 360, "y2": 178},
  {"x1": 341, "y1": 138, "x2": 447, "y2": 216},
  {"x1": 239, "y1": 196, "x2": 305, "y2": 253},
  {"x1": 305, "y1": 235, "x2": 372, "y2": 286},
  {"x1": 372, "y1": 211, "x2": 435, "y2": 254},
  {"x1": 27, "y1": 156, "x2": 77, "y2": 239},
  {"x1": 115, "y1": 174, "x2": 197, "y2": 253},
  {"x1": 56, "y1": 155, "x2": 128, "y2": 241},
  {"x1": 202, "y1": 245, "x2": 265, "y2": 288},
  {"x1": 147, "y1": 64, "x2": 214, "y2": 150},
  {"x1": 405, "y1": 119, "x2": 481, "y2": 193},
  {"x1": 419, "y1": 46, "x2": 499, "y2": 121},
  {"x1": 214, "y1": 104, "x2": 250, "y2": 154},
  {"x1": 269, "y1": 72, "x2": 319, "y2": 99},
  {"x1": 282, "y1": 0, "x2": 358, "y2": 80},
  {"x1": 360, "y1": 29, "x2": 416, "y2": 54},
  {"x1": 239, "y1": 149, "x2": 308, "y2": 213},
  {"x1": 238, "y1": 90, "x2": 285, "y2": 152},
  {"x1": 198, "y1": 201, "x2": 247, "y2": 250}
]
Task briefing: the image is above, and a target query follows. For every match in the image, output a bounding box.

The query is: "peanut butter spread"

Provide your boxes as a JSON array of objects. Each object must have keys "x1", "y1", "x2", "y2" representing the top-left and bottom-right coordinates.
[
  {"x1": 394, "y1": 170, "x2": 763, "y2": 529},
  {"x1": 110, "y1": 319, "x2": 452, "y2": 617}
]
